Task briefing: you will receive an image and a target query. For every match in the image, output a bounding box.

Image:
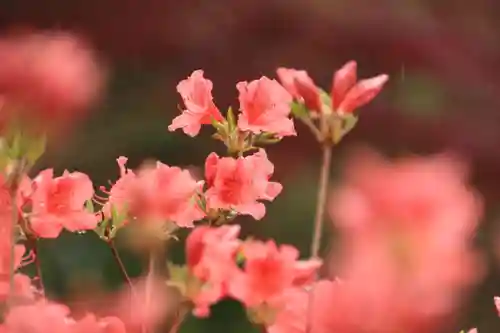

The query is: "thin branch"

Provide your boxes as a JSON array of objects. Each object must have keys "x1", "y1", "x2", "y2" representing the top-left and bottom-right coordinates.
[
  {"x1": 7, "y1": 183, "x2": 19, "y2": 306},
  {"x1": 108, "y1": 240, "x2": 135, "y2": 291},
  {"x1": 27, "y1": 237, "x2": 45, "y2": 296},
  {"x1": 299, "y1": 117, "x2": 322, "y2": 142},
  {"x1": 144, "y1": 250, "x2": 156, "y2": 333},
  {"x1": 306, "y1": 144, "x2": 333, "y2": 333},
  {"x1": 310, "y1": 144, "x2": 332, "y2": 258},
  {"x1": 168, "y1": 309, "x2": 187, "y2": 333}
]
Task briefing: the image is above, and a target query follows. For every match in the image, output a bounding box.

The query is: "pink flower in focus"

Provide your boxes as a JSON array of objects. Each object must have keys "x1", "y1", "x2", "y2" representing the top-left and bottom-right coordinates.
[
  {"x1": 186, "y1": 225, "x2": 241, "y2": 317},
  {"x1": 168, "y1": 70, "x2": 223, "y2": 137},
  {"x1": 229, "y1": 240, "x2": 320, "y2": 308},
  {"x1": 0, "y1": 32, "x2": 104, "y2": 129},
  {"x1": 100, "y1": 156, "x2": 136, "y2": 220},
  {"x1": 331, "y1": 60, "x2": 388, "y2": 115},
  {"x1": 126, "y1": 162, "x2": 205, "y2": 227},
  {"x1": 276, "y1": 68, "x2": 321, "y2": 112},
  {"x1": 237, "y1": 76, "x2": 295, "y2": 137},
  {"x1": 204, "y1": 149, "x2": 282, "y2": 220},
  {"x1": 30, "y1": 169, "x2": 97, "y2": 238},
  {"x1": 324, "y1": 149, "x2": 483, "y2": 333}
]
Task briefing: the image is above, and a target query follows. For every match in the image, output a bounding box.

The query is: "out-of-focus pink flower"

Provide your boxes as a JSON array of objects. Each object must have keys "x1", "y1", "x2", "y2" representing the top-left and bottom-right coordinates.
[
  {"x1": 0, "y1": 31, "x2": 105, "y2": 131},
  {"x1": 494, "y1": 296, "x2": 500, "y2": 316},
  {"x1": 267, "y1": 287, "x2": 308, "y2": 333},
  {"x1": 186, "y1": 225, "x2": 241, "y2": 317},
  {"x1": 100, "y1": 156, "x2": 136, "y2": 220},
  {"x1": 111, "y1": 277, "x2": 170, "y2": 332},
  {"x1": 324, "y1": 148, "x2": 483, "y2": 333},
  {"x1": 30, "y1": 169, "x2": 97, "y2": 238},
  {"x1": 331, "y1": 61, "x2": 388, "y2": 114},
  {"x1": 3, "y1": 300, "x2": 126, "y2": 333},
  {"x1": 229, "y1": 240, "x2": 320, "y2": 308},
  {"x1": 168, "y1": 70, "x2": 223, "y2": 137},
  {"x1": 125, "y1": 162, "x2": 205, "y2": 227},
  {"x1": 267, "y1": 280, "x2": 334, "y2": 333},
  {"x1": 237, "y1": 76, "x2": 295, "y2": 137},
  {"x1": 72, "y1": 314, "x2": 126, "y2": 333},
  {"x1": 276, "y1": 68, "x2": 321, "y2": 112},
  {"x1": 3, "y1": 300, "x2": 71, "y2": 333},
  {"x1": 204, "y1": 149, "x2": 282, "y2": 220},
  {"x1": 0, "y1": 173, "x2": 31, "y2": 232}
]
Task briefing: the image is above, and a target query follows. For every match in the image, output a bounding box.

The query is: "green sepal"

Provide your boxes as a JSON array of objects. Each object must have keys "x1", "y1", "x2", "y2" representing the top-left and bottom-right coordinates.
[
  {"x1": 290, "y1": 101, "x2": 308, "y2": 118},
  {"x1": 94, "y1": 218, "x2": 110, "y2": 240},
  {"x1": 84, "y1": 199, "x2": 95, "y2": 213},
  {"x1": 210, "y1": 116, "x2": 227, "y2": 134},
  {"x1": 226, "y1": 106, "x2": 236, "y2": 133}
]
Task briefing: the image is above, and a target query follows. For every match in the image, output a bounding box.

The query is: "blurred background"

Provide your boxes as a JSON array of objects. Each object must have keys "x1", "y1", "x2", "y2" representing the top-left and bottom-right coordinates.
[{"x1": 2, "y1": 0, "x2": 500, "y2": 332}]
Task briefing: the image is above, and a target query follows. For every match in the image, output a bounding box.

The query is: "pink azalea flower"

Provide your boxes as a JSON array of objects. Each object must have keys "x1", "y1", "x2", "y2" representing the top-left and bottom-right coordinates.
[
  {"x1": 494, "y1": 296, "x2": 500, "y2": 317},
  {"x1": 237, "y1": 76, "x2": 296, "y2": 137},
  {"x1": 276, "y1": 68, "x2": 321, "y2": 112},
  {"x1": 125, "y1": 162, "x2": 205, "y2": 227},
  {"x1": 186, "y1": 225, "x2": 241, "y2": 317},
  {"x1": 331, "y1": 60, "x2": 388, "y2": 114},
  {"x1": 204, "y1": 149, "x2": 282, "y2": 220},
  {"x1": 229, "y1": 240, "x2": 320, "y2": 308},
  {"x1": 100, "y1": 156, "x2": 136, "y2": 220},
  {"x1": 168, "y1": 70, "x2": 223, "y2": 137},
  {"x1": 30, "y1": 169, "x2": 97, "y2": 238}
]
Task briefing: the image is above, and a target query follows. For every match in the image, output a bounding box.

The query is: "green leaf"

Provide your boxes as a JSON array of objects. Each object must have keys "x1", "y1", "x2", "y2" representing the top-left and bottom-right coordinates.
[
  {"x1": 236, "y1": 251, "x2": 245, "y2": 264},
  {"x1": 210, "y1": 116, "x2": 227, "y2": 134},
  {"x1": 290, "y1": 102, "x2": 308, "y2": 118},
  {"x1": 319, "y1": 88, "x2": 332, "y2": 106},
  {"x1": 9, "y1": 131, "x2": 23, "y2": 159},
  {"x1": 94, "y1": 218, "x2": 110, "y2": 240},
  {"x1": 226, "y1": 106, "x2": 236, "y2": 133},
  {"x1": 111, "y1": 205, "x2": 128, "y2": 229},
  {"x1": 25, "y1": 134, "x2": 47, "y2": 166},
  {"x1": 257, "y1": 137, "x2": 282, "y2": 145},
  {"x1": 168, "y1": 262, "x2": 189, "y2": 283},
  {"x1": 84, "y1": 199, "x2": 95, "y2": 213},
  {"x1": 342, "y1": 114, "x2": 359, "y2": 135},
  {"x1": 319, "y1": 89, "x2": 333, "y2": 114}
]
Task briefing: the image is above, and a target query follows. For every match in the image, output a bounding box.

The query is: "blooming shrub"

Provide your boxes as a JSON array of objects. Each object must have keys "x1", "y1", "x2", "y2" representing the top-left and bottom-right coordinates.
[{"x1": 0, "y1": 29, "x2": 491, "y2": 333}]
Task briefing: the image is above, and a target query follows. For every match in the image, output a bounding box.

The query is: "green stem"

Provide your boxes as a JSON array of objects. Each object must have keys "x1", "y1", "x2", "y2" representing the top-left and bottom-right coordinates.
[{"x1": 310, "y1": 144, "x2": 332, "y2": 258}]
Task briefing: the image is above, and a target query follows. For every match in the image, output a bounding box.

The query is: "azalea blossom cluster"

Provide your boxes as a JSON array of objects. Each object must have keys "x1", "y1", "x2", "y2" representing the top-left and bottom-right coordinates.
[{"x1": 0, "y1": 28, "x2": 494, "y2": 333}]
